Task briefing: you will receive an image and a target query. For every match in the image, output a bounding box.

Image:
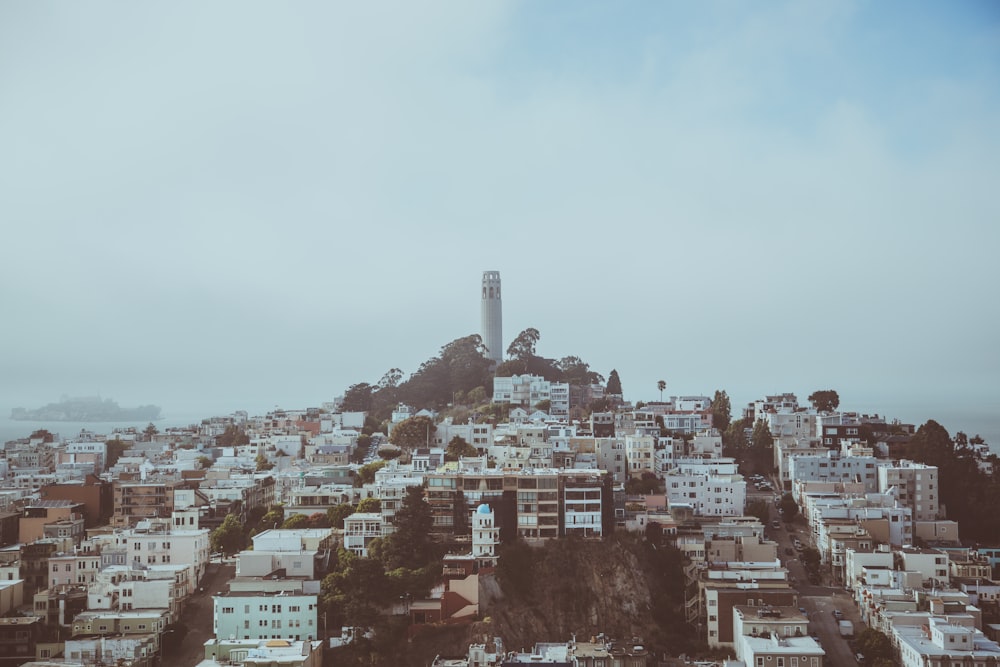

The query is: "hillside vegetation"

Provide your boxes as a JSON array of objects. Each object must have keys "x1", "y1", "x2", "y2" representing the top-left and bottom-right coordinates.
[{"x1": 329, "y1": 534, "x2": 703, "y2": 666}]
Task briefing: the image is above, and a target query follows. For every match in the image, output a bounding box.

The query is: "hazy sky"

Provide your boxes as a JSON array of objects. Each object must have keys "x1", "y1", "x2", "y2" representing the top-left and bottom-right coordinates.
[{"x1": 2, "y1": 1, "x2": 998, "y2": 427}]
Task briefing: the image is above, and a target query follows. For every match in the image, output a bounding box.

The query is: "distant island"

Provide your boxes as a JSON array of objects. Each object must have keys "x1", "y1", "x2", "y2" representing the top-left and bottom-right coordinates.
[{"x1": 10, "y1": 396, "x2": 161, "y2": 422}]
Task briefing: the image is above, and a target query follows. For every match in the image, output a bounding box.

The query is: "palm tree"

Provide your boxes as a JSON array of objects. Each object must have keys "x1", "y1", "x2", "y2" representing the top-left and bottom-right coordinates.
[{"x1": 657, "y1": 380, "x2": 666, "y2": 402}]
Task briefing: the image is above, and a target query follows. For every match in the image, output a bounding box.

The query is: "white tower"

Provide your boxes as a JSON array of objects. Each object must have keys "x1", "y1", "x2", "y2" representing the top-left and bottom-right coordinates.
[
  {"x1": 480, "y1": 271, "x2": 503, "y2": 364},
  {"x1": 472, "y1": 503, "x2": 499, "y2": 568}
]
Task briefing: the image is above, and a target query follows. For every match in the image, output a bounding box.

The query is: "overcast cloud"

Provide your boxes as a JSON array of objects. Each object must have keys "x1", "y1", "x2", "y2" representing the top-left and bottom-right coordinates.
[{"x1": 2, "y1": 1, "x2": 998, "y2": 431}]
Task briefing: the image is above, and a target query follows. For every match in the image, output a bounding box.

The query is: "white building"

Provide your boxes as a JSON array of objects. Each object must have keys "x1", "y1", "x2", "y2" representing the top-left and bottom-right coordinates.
[
  {"x1": 343, "y1": 512, "x2": 387, "y2": 557},
  {"x1": 787, "y1": 449, "x2": 880, "y2": 492},
  {"x1": 213, "y1": 592, "x2": 319, "y2": 641},
  {"x1": 562, "y1": 479, "x2": 603, "y2": 538},
  {"x1": 471, "y1": 504, "x2": 498, "y2": 568},
  {"x1": 878, "y1": 460, "x2": 940, "y2": 521},
  {"x1": 894, "y1": 616, "x2": 1000, "y2": 667},
  {"x1": 91, "y1": 520, "x2": 209, "y2": 595},
  {"x1": 492, "y1": 375, "x2": 570, "y2": 416},
  {"x1": 624, "y1": 434, "x2": 655, "y2": 478},
  {"x1": 665, "y1": 465, "x2": 746, "y2": 517}
]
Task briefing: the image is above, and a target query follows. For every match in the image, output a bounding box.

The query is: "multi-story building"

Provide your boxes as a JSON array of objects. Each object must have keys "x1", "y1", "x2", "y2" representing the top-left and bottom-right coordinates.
[
  {"x1": 701, "y1": 573, "x2": 797, "y2": 648},
  {"x1": 201, "y1": 638, "x2": 324, "y2": 667},
  {"x1": 431, "y1": 419, "x2": 494, "y2": 452},
  {"x1": 664, "y1": 460, "x2": 746, "y2": 517},
  {"x1": 878, "y1": 460, "x2": 940, "y2": 521},
  {"x1": 624, "y1": 434, "x2": 655, "y2": 479},
  {"x1": 92, "y1": 519, "x2": 210, "y2": 595},
  {"x1": 213, "y1": 592, "x2": 319, "y2": 642},
  {"x1": 787, "y1": 449, "x2": 880, "y2": 492},
  {"x1": 112, "y1": 478, "x2": 188, "y2": 527},
  {"x1": 0, "y1": 615, "x2": 43, "y2": 665},
  {"x1": 425, "y1": 465, "x2": 612, "y2": 541},
  {"x1": 19, "y1": 501, "x2": 85, "y2": 544},
  {"x1": 894, "y1": 616, "x2": 1000, "y2": 667},
  {"x1": 492, "y1": 375, "x2": 570, "y2": 416},
  {"x1": 343, "y1": 513, "x2": 386, "y2": 557},
  {"x1": 38, "y1": 475, "x2": 114, "y2": 527}
]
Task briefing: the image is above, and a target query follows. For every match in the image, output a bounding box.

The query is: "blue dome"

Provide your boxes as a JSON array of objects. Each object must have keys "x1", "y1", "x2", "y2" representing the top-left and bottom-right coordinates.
[{"x1": 476, "y1": 504, "x2": 491, "y2": 515}]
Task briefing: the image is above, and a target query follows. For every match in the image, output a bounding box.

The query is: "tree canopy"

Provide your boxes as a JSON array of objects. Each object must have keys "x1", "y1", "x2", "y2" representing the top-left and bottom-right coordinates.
[
  {"x1": 445, "y1": 435, "x2": 478, "y2": 461},
  {"x1": 807, "y1": 389, "x2": 840, "y2": 412},
  {"x1": 506, "y1": 327, "x2": 540, "y2": 360},
  {"x1": 606, "y1": 369, "x2": 622, "y2": 396},
  {"x1": 389, "y1": 415, "x2": 436, "y2": 449},
  {"x1": 380, "y1": 486, "x2": 435, "y2": 570},
  {"x1": 909, "y1": 419, "x2": 1000, "y2": 541},
  {"x1": 778, "y1": 493, "x2": 799, "y2": 521},
  {"x1": 751, "y1": 419, "x2": 774, "y2": 449},
  {"x1": 711, "y1": 390, "x2": 732, "y2": 431},
  {"x1": 210, "y1": 514, "x2": 246, "y2": 556},
  {"x1": 556, "y1": 355, "x2": 604, "y2": 386}
]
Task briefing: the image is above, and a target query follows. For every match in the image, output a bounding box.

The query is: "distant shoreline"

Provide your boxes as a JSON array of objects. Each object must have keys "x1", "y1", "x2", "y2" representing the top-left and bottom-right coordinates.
[{"x1": 10, "y1": 396, "x2": 161, "y2": 423}]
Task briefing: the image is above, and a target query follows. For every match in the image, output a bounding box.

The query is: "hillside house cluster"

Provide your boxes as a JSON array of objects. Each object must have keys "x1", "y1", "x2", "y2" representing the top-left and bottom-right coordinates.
[{"x1": 1, "y1": 386, "x2": 995, "y2": 666}]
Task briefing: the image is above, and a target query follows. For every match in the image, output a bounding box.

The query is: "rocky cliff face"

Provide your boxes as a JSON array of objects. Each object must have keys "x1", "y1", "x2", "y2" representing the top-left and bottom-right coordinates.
[
  {"x1": 479, "y1": 538, "x2": 658, "y2": 649},
  {"x1": 440, "y1": 534, "x2": 697, "y2": 661},
  {"x1": 380, "y1": 535, "x2": 699, "y2": 666}
]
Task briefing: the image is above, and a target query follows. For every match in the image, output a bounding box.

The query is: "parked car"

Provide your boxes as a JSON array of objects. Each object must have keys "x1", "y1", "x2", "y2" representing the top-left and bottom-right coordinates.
[{"x1": 832, "y1": 609, "x2": 843, "y2": 620}]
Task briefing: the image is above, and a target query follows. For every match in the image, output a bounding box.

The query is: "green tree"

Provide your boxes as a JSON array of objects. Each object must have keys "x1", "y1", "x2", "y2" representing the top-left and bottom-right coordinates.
[
  {"x1": 258, "y1": 505, "x2": 284, "y2": 532},
  {"x1": 105, "y1": 438, "x2": 130, "y2": 469},
  {"x1": 778, "y1": 493, "x2": 799, "y2": 521},
  {"x1": 356, "y1": 433, "x2": 371, "y2": 450},
  {"x1": 341, "y1": 382, "x2": 374, "y2": 412},
  {"x1": 606, "y1": 369, "x2": 623, "y2": 396},
  {"x1": 255, "y1": 453, "x2": 274, "y2": 471},
  {"x1": 534, "y1": 399, "x2": 551, "y2": 413},
  {"x1": 282, "y1": 513, "x2": 308, "y2": 529},
  {"x1": 356, "y1": 497, "x2": 381, "y2": 513},
  {"x1": 389, "y1": 415, "x2": 436, "y2": 449},
  {"x1": 856, "y1": 628, "x2": 894, "y2": 662},
  {"x1": 466, "y1": 386, "x2": 488, "y2": 404},
  {"x1": 355, "y1": 460, "x2": 386, "y2": 487},
  {"x1": 751, "y1": 419, "x2": 774, "y2": 449},
  {"x1": 625, "y1": 472, "x2": 664, "y2": 495},
  {"x1": 746, "y1": 499, "x2": 769, "y2": 524},
  {"x1": 445, "y1": 436, "x2": 478, "y2": 462},
  {"x1": 506, "y1": 327, "x2": 540, "y2": 360},
  {"x1": 454, "y1": 490, "x2": 470, "y2": 536},
  {"x1": 196, "y1": 455, "x2": 213, "y2": 469},
  {"x1": 657, "y1": 380, "x2": 666, "y2": 401},
  {"x1": 381, "y1": 486, "x2": 434, "y2": 569},
  {"x1": 306, "y1": 512, "x2": 331, "y2": 528},
  {"x1": 143, "y1": 423, "x2": 159, "y2": 439},
  {"x1": 327, "y1": 503, "x2": 355, "y2": 529},
  {"x1": 807, "y1": 390, "x2": 840, "y2": 413},
  {"x1": 800, "y1": 545, "x2": 822, "y2": 582},
  {"x1": 723, "y1": 418, "x2": 748, "y2": 457},
  {"x1": 217, "y1": 424, "x2": 250, "y2": 447},
  {"x1": 711, "y1": 390, "x2": 732, "y2": 432},
  {"x1": 211, "y1": 514, "x2": 246, "y2": 556},
  {"x1": 556, "y1": 356, "x2": 604, "y2": 386}
]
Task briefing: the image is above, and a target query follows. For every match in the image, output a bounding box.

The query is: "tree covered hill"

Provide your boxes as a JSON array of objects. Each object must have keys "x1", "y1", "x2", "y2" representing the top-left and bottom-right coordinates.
[{"x1": 339, "y1": 330, "x2": 611, "y2": 427}]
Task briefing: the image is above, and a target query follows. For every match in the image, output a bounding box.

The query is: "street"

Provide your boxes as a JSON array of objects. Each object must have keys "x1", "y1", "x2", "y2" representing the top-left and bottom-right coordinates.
[
  {"x1": 173, "y1": 562, "x2": 235, "y2": 666},
  {"x1": 755, "y1": 485, "x2": 861, "y2": 666}
]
